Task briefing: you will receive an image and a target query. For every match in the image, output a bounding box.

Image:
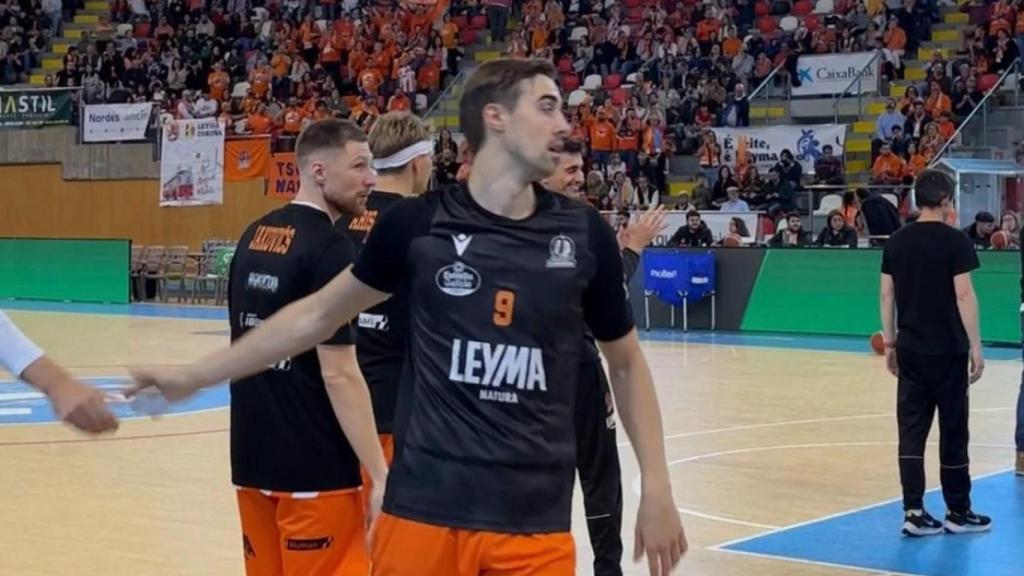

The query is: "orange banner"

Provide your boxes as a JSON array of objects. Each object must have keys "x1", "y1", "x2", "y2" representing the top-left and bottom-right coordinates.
[
  {"x1": 267, "y1": 152, "x2": 300, "y2": 199},
  {"x1": 225, "y1": 137, "x2": 270, "y2": 181}
]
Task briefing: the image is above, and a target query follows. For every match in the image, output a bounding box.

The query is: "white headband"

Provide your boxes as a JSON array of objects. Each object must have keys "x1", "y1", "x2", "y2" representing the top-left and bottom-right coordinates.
[{"x1": 372, "y1": 140, "x2": 433, "y2": 170}]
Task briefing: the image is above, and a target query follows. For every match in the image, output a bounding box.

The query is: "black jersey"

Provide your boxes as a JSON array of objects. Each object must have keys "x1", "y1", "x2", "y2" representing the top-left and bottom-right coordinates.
[
  {"x1": 351, "y1": 183, "x2": 634, "y2": 533},
  {"x1": 340, "y1": 190, "x2": 408, "y2": 433},
  {"x1": 228, "y1": 202, "x2": 361, "y2": 493}
]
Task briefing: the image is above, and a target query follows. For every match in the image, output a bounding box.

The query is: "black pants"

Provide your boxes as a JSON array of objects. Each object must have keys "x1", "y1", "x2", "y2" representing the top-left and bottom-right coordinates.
[
  {"x1": 897, "y1": 348, "x2": 972, "y2": 513},
  {"x1": 575, "y1": 360, "x2": 623, "y2": 576}
]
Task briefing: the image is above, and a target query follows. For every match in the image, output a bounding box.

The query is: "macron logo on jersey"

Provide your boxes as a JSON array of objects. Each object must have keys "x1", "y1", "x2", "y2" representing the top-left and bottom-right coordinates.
[
  {"x1": 452, "y1": 233, "x2": 472, "y2": 256},
  {"x1": 449, "y1": 338, "x2": 547, "y2": 404}
]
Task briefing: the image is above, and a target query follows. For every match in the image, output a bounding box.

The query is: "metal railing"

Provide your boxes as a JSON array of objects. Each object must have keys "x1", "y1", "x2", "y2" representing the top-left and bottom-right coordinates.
[
  {"x1": 422, "y1": 67, "x2": 469, "y2": 130},
  {"x1": 747, "y1": 61, "x2": 788, "y2": 124},
  {"x1": 831, "y1": 51, "x2": 881, "y2": 124},
  {"x1": 927, "y1": 57, "x2": 1021, "y2": 168}
]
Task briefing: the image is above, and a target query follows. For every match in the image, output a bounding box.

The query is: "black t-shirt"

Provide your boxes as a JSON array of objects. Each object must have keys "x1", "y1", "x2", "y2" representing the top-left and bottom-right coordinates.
[
  {"x1": 228, "y1": 203, "x2": 361, "y2": 492},
  {"x1": 350, "y1": 183, "x2": 634, "y2": 533},
  {"x1": 339, "y1": 190, "x2": 408, "y2": 433},
  {"x1": 881, "y1": 221, "x2": 979, "y2": 356}
]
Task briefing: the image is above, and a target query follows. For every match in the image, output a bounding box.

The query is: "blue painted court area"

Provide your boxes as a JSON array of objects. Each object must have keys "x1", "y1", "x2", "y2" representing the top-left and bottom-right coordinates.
[
  {"x1": 0, "y1": 377, "x2": 229, "y2": 425},
  {"x1": 720, "y1": 470, "x2": 1023, "y2": 576}
]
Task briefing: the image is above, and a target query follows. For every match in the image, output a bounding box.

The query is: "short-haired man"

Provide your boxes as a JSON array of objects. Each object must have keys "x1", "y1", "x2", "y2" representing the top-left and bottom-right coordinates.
[
  {"x1": 128, "y1": 58, "x2": 687, "y2": 576},
  {"x1": 880, "y1": 169, "x2": 991, "y2": 536},
  {"x1": 225, "y1": 119, "x2": 388, "y2": 575},
  {"x1": 540, "y1": 139, "x2": 667, "y2": 576}
]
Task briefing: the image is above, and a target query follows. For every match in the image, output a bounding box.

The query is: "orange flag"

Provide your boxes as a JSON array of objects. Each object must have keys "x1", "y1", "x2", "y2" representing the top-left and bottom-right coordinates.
[{"x1": 225, "y1": 137, "x2": 271, "y2": 181}]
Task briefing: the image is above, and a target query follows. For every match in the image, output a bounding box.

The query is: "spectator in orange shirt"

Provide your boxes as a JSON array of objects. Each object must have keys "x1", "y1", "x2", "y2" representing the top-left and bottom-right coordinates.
[
  {"x1": 903, "y1": 141, "x2": 928, "y2": 179},
  {"x1": 884, "y1": 17, "x2": 907, "y2": 70},
  {"x1": 281, "y1": 98, "x2": 304, "y2": 136},
  {"x1": 207, "y1": 62, "x2": 230, "y2": 102},
  {"x1": 924, "y1": 80, "x2": 952, "y2": 118},
  {"x1": 387, "y1": 91, "x2": 412, "y2": 112},
  {"x1": 872, "y1": 143, "x2": 906, "y2": 185},
  {"x1": 247, "y1": 103, "x2": 273, "y2": 135},
  {"x1": 936, "y1": 111, "x2": 957, "y2": 142},
  {"x1": 588, "y1": 111, "x2": 617, "y2": 169}
]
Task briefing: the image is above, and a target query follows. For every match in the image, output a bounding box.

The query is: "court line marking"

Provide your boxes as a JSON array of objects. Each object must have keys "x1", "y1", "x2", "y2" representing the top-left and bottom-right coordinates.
[
  {"x1": 705, "y1": 465, "x2": 1015, "y2": 576},
  {"x1": 708, "y1": 465, "x2": 1014, "y2": 549},
  {"x1": 709, "y1": 547, "x2": 927, "y2": 576},
  {"x1": 629, "y1": 444, "x2": 1013, "y2": 541},
  {"x1": 0, "y1": 427, "x2": 227, "y2": 447},
  {"x1": 618, "y1": 406, "x2": 1015, "y2": 447},
  {"x1": 0, "y1": 405, "x2": 230, "y2": 428}
]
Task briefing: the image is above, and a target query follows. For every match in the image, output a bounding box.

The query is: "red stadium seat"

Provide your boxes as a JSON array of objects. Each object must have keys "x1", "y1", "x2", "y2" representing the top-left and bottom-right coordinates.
[
  {"x1": 755, "y1": 1, "x2": 771, "y2": 15},
  {"x1": 804, "y1": 14, "x2": 820, "y2": 30},
  {"x1": 459, "y1": 28, "x2": 478, "y2": 45},
  {"x1": 625, "y1": 0, "x2": 641, "y2": 6},
  {"x1": 470, "y1": 15, "x2": 488, "y2": 29},
  {"x1": 602, "y1": 74, "x2": 621, "y2": 89},
  {"x1": 978, "y1": 73, "x2": 1000, "y2": 91},
  {"x1": 757, "y1": 16, "x2": 778, "y2": 34},
  {"x1": 792, "y1": 0, "x2": 813, "y2": 15},
  {"x1": 557, "y1": 57, "x2": 573, "y2": 73},
  {"x1": 610, "y1": 86, "x2": 630, "y2": 106},
  {"x1": 560, "y1": 73, "x2": 580, "y2": 91},
  {"x1": 453, "y1": 15, "x2": 468, "y2": 28}
]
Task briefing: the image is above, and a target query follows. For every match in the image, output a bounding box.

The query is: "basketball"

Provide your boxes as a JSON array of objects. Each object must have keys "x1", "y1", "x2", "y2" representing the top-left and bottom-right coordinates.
[
  {"x1": 870, "y1": 331, "x2": 886, "y2": 355},
  {"x1": 991, "y1": 230, "x2": 1010, "y2": 249},
  {"x1": 722, "y1": 233, "x2": 742, "y2": 247}
]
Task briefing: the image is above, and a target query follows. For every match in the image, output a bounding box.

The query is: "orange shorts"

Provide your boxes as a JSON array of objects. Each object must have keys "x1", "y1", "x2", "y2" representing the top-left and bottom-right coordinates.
[
  {"x1": 236, "y1": 487, "x2": 369, "y2": 576},
  {"x1": 371, "y1": 512, "x2": 575, "y2": 576},
  {"x1": 360, "y1": 433, "x2": 395, "y2": 511}
]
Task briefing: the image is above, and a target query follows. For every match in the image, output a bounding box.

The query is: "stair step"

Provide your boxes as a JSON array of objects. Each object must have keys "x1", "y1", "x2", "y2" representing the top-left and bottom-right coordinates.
[
  {"x1": 750, "y1": 106, "x2": 786, "y2": 119},
  {"x1": 846, "y1": 159, "x2": 870, "y2": 173},
  {"x1": 668, "y1": 181, "x2": 696, "y2": 195},
  {"x1": 905, "y1": 67, "x2": 927, "y2": 80},
  {"x1": 917, "y1": 47, "x2": 956, "y2": 60},
  {"x1": 29, "y1": 73, "x2": 47, "y2": 85},
  {"x1": 41, "y1": 57, "x2": 62, "y2": 71},
  {"x1": 890, "y1": 84, "x2": 906, "y2": 97},
  {"x1": 84, "y1": 0, "x2": 107, "y2": 10},
  {"x1": 474, "y1": 50, "x2": 502, "y2": 62},
  {"x1": 74, "y1": 13, "x2": 100, "y2": 24},
  {"x1": 430, "y1": 116, "x2": 460, "y2": 129},
  {"x1": 944, "y1": 12, "x2": 968, "y2": 24},
  {"x1": 853, "y1": 120, "x2": 875, "y2": 134},
  {"x1": 931, "y1": 29, "x2": 961, "y2": 42},
  {"x1": 845, "y1": 138, "x2": 872, "y2": 153}
]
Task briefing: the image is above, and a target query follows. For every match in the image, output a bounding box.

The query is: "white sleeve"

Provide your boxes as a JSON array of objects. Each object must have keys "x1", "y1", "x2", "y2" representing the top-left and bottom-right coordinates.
[{"x1": 0, "y1": 311, "x2": 45, "y2": 378}]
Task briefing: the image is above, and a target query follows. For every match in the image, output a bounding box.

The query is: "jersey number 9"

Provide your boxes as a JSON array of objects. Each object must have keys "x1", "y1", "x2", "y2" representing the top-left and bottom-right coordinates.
[{"x1": 493, "y1": 290, "x2": 516, "y2": 327}]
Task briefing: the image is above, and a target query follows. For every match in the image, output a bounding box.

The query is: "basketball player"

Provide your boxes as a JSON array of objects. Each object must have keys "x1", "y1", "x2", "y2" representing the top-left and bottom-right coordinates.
[
  {"x1": 127, "y1": 58, "x2": 687, "y2": 576},
  {"x1": 539, "y1": 139, "x2": 666, "y2": 576},
  {"x1": 880, "y1": 169, "x2": 991, "y2": 536},
  {"x1": 0, "y1": 310, "x2": 118, "y2": 434},
  {"x1": 224, "y1": 119, "x2": 388, "y2": 576},
  {"x1": 338, "y1": 111, "x2": 434, "y2": 502}
]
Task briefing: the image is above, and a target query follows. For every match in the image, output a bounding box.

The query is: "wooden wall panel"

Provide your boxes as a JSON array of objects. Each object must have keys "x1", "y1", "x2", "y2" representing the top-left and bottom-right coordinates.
[{"x1": 0, "y1": 165, "x2": 287, "y2": 250}]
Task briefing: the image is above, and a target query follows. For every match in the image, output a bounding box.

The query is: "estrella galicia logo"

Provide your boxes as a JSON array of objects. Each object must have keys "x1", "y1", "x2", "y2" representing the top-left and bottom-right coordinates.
[
  {"x1": 546, "y1": 234, "x2": 577, "y2": 269},
  {"x1": 436, "y1": 261, "x2": 481, "y2": 296}
]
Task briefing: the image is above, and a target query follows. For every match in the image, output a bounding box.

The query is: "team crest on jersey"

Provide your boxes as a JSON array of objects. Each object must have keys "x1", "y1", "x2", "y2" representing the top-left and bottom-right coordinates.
[
  {"x1": 546, "y1": 234, "x2": 577, "y2": 269},
  {"x1": 436, "y1": 261, "x2": 481, "y2": 296}
]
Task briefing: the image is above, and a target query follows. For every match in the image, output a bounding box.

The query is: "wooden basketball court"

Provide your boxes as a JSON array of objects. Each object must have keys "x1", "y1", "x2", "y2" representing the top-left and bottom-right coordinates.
[{"x1": 1, "y1": 304, "x2": 1019, "y2": 576}]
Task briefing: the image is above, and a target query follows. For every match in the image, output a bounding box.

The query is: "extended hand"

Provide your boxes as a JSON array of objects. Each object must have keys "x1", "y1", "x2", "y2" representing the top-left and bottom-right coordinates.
[
  {"x1": 634, "y1": 491, "x2": 688, "y2": 576},
  {"x1": 124, "y1": 366, "x2": 204, "y2": 403},
  {"x1": 48, "y1": 377, "x2": 119, "y2": 435}
]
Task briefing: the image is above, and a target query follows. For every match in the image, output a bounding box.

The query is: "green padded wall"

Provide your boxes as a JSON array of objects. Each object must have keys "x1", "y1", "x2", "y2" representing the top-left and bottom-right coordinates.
[
  {"x1": 741, "y1": 250, "x2": 1020, "y2": 345},
  {"x1": 0, "y1": 238, "x2": 130, "y2": 304}
]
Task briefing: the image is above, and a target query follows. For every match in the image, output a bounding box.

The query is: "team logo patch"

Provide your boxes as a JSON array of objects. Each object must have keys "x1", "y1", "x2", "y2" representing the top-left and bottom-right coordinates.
[
  {"x1": 436, "y1": 261, "x2": 481, "y2": 296},
  {"x1": 358, "y1": 312, "x2": 389, "y2": 331},
  {"x1": 285, "y1": 536, "x2": 333, "y2": 551},
  {"x1": 546, "y1": 235, "x2": 577, "y2": 269}
]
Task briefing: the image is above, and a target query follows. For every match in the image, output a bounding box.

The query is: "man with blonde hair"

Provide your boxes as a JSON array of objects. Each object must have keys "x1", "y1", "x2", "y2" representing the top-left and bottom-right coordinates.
[{"x1": 339, "y1": 110, "x2": 434, "y2": 502}]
